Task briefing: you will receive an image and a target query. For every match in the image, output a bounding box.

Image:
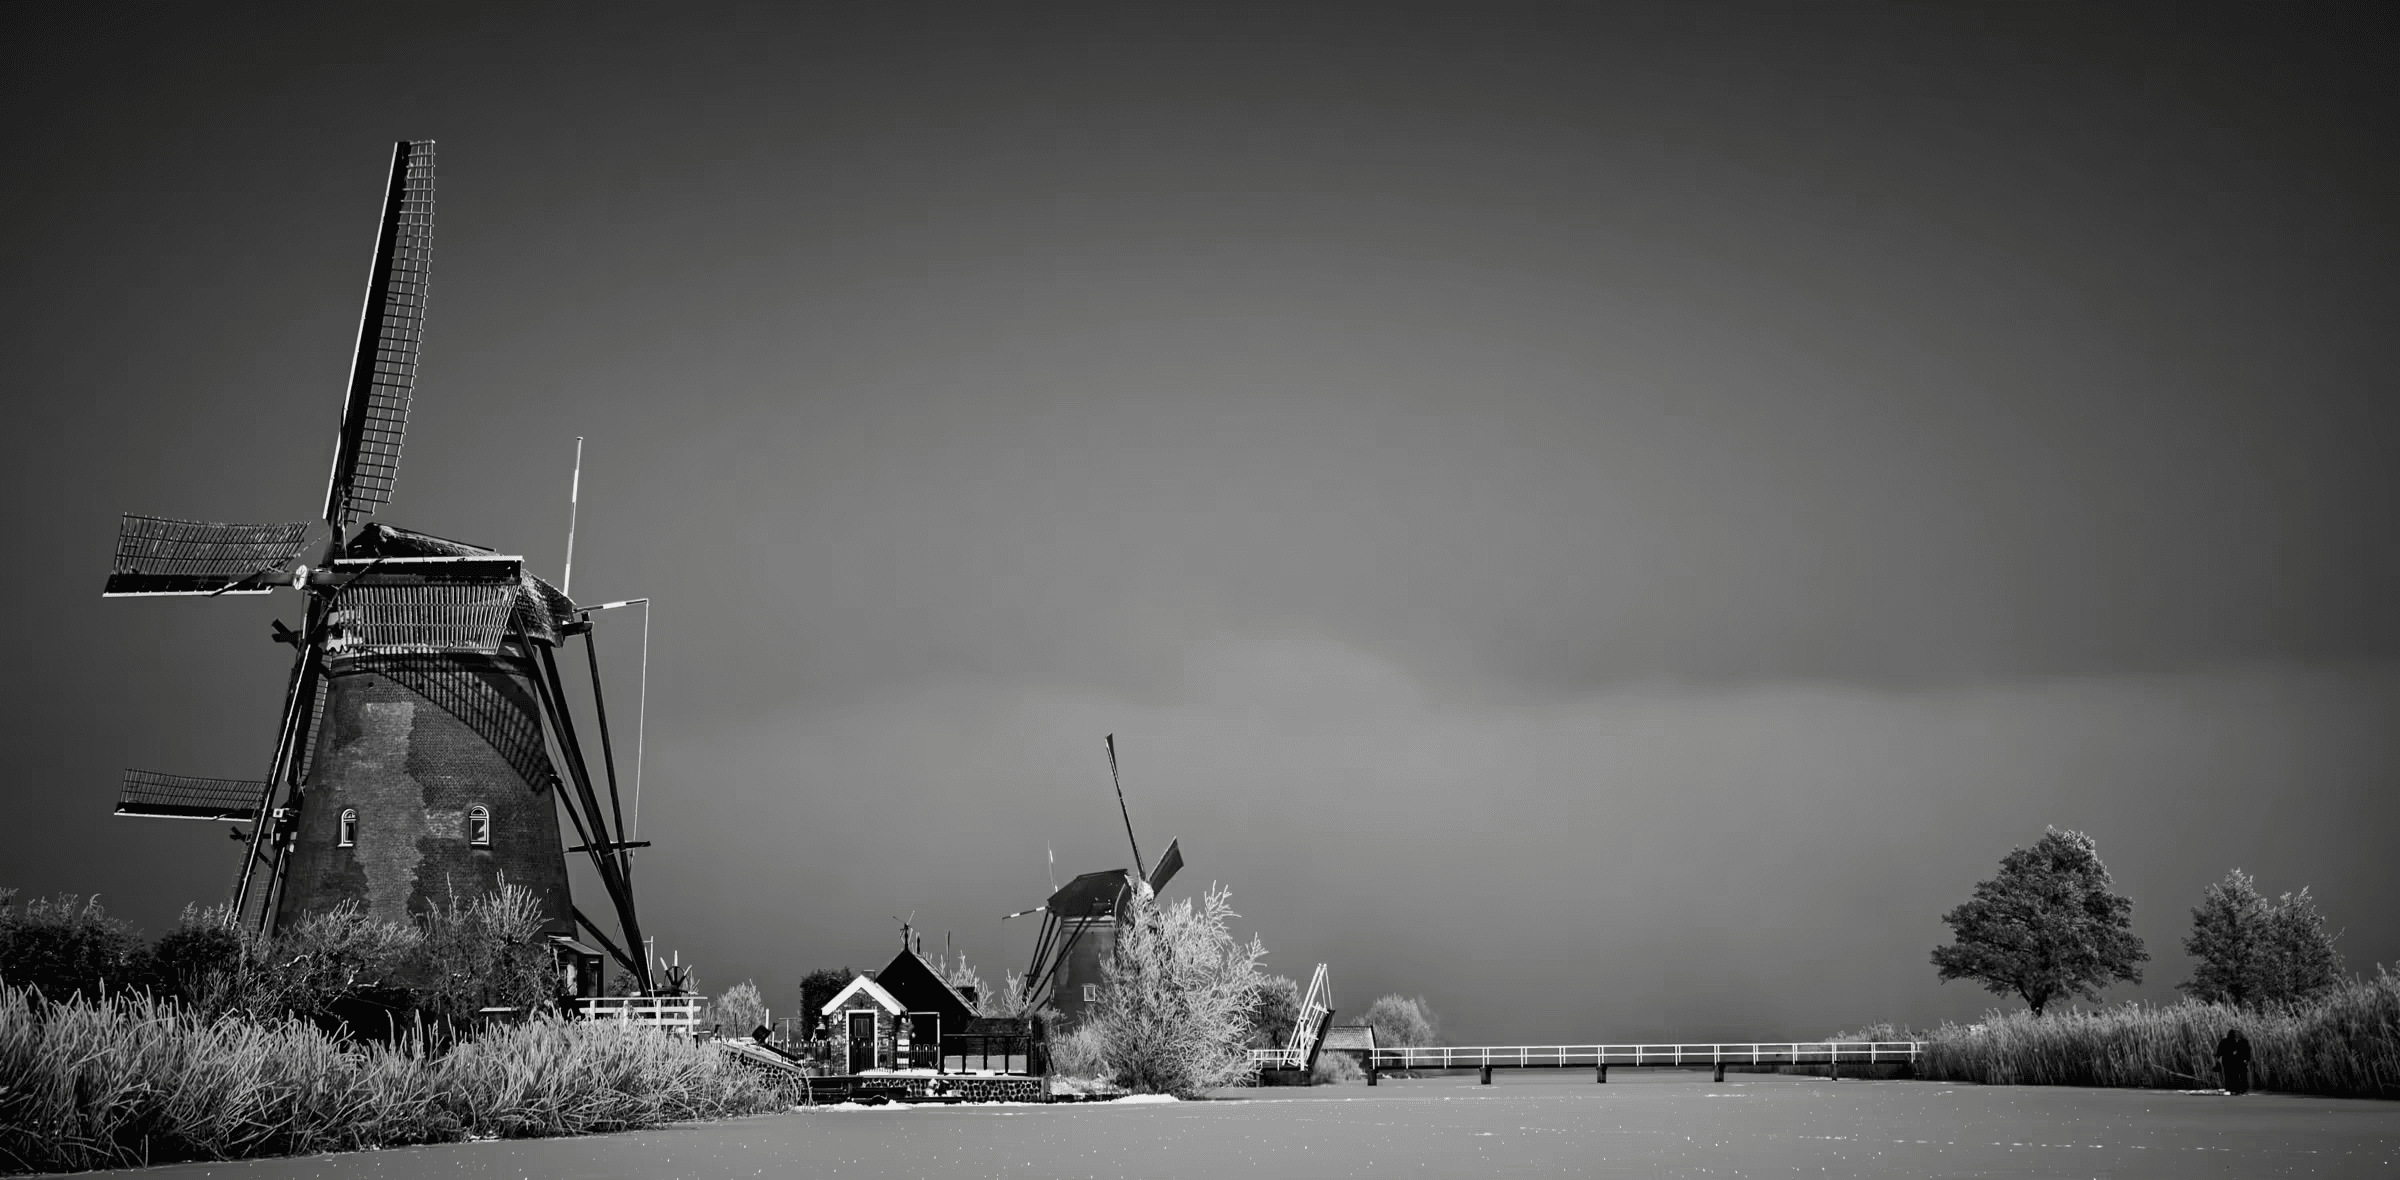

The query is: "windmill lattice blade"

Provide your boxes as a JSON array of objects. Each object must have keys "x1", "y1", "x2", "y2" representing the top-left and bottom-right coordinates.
[
  {"x1": 325, "y1": 141, "x2": 435, "y2": 532},
  {"x1": 1001, "y1": 906, "x2": 1047, "y2": 920},
  {"x1": 325, "y1": 557, "x2": 522, "y2": 655},
  {"x1": 1144, "y1": 837, "x2": 1183, "y2": 893},
  {"x1": 115, "y1": 770, "x2": 265, "y2": 821},
  {"x1": 104, "y1": 515, "x2": 314, "y2": 596}
]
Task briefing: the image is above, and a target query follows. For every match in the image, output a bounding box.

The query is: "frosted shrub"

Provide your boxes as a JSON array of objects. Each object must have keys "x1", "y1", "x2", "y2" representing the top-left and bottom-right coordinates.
[{"x1": 1089, "y1": 884, "x2": 1266, "y2": 1097}]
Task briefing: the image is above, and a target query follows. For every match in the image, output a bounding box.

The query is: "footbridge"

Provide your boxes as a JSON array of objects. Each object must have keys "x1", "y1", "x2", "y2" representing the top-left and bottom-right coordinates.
[{"x1": 1365, "y1": 1041, "x2": 1923, "y2": 1085}]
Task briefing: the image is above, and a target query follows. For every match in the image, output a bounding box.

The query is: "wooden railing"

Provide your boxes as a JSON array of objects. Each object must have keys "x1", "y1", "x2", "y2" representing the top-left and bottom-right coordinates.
[{"x1": 576, "y1": 995, "x2": 703, "y2": 1034}]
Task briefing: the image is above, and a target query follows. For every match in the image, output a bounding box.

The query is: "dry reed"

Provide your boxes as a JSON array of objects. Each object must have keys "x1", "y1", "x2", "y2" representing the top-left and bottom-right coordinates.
[
  {"x1": 1919, "y1": 967, "x2": 2400, "y2": 1098},
  {"x1": 0, "y1": 983, "x2": 780, "y2": 1174}
]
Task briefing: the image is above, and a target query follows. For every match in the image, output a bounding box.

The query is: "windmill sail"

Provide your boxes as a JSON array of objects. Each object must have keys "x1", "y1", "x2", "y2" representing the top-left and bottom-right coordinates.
[
  {"x1": 324, "y1": 140, "x2": 435, "y2": 533},
  {"x1": 1144, "y1": 837, "x2": 1183, "y2": 893},
  {"x1": 103, "y1": 515, "x2": 315, "y2": 597},
  {"x1": 115, "y1": 770, "x2": 266, "y2": 821}
]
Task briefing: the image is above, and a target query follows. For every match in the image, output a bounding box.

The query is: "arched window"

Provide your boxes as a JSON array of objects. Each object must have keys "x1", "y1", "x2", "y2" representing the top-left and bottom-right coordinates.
[
  {"x1": 337, "y1": 808, "x2": 358, "y2": 847},
  {"x1": 467, "y1": 805, "x2": 492, "y2": 847}
]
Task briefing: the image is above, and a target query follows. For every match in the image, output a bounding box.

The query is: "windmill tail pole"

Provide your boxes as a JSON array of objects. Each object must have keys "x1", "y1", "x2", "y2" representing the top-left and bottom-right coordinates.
[{"x1": 1106, "y1": 734, "x2": 1144, "y2": 879}]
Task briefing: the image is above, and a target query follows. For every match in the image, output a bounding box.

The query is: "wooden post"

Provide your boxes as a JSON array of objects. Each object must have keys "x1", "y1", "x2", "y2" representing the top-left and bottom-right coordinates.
[
  {"x1": 1479, "y1": 1065, "x2": 1493, "y2": 1085},
  {"x1": 1596, "y1": 1064, "x2": 1607, "y2": 1083},
  {"x1": 1713, "y1": 1062, "x2": 1725, "y2": 1083},
  {"x1": 1366, "y1": 1065, "x2": 1378, "y2": 1086}
]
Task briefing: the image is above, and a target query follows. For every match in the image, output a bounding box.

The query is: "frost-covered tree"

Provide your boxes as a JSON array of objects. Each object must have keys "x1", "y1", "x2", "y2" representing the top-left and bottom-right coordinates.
[
  {"x1": 1090, "y1": 884, "x2": 1267, "y2": 1096},
  {"x1": 2258, "y1": 886, "x2": 2343, "y2": 1004},
  {"x1": 2179, "y1": 869, "x2": 2271, "y2": 1006},
  {"x1": 1248, "y1": 974, "x2": 1301, "y2": 1049},
  {"x1": 1930, "y1": 828, "x2": 2146, "y2": 1016},
  {"x1": 413, "y1": 882, "x2": 560, "y2": 1027},
  {"x1": 710, "y1": 979, "x2": 769, "y2": 1036},
  {"x1": 1359, "y1": 994, "x2": 1441, "y2": 1048},
  {"x1": 2181, "y1": 870, "x2": 2342, "y2": 1007}
]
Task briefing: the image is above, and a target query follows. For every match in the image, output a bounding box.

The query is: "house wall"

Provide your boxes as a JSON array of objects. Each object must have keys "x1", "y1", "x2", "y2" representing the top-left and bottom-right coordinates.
[{"x1": 829, "y1": 993, "x2": 896, "y2": 1071}]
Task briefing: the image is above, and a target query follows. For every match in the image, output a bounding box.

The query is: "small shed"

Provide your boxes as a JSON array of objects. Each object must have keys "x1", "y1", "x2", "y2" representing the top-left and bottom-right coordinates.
[
  {"x1": 820, "y1": 974, "x2": 904, "y2": 1073},
  {"x1": 1321, "y1": 1024, "x2": 1377, "y2": 1070}
]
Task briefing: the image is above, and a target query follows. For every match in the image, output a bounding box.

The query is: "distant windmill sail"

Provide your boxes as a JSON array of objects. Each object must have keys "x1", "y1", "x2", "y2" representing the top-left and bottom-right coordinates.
[
  {"x1": 1145, "y1": 837, "x2": 1183, "y2": 893},
  {"x1": 1105, "y1": 733, "x2": 1144, "y2": 879}
]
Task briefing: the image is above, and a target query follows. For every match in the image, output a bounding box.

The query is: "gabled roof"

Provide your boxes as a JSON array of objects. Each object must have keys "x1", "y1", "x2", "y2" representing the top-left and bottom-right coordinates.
[
  {"x1": 820, "y1": 973, "x2": 904, "y2": 1016},
  {"x1": 874, "y1": 948, "x2": 978, "y2": 1028}
]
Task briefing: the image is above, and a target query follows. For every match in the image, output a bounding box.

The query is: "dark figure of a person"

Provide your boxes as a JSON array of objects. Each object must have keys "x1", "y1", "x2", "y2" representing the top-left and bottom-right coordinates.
[{"x1": 2216, "y1": 1027, "x2": 2253, "y2": 1094}]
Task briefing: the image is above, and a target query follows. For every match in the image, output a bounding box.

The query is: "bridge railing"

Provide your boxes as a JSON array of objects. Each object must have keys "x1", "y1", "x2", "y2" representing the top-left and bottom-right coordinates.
[{"x1": 1366, "y1": 1042, "x2": 1922, "y2": 1070}]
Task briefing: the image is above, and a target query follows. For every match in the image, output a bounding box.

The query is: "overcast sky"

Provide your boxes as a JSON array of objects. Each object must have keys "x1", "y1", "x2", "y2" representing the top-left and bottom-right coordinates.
[{"x1": 4, "y1": 3, "x2": 2395, "y2": 1041}]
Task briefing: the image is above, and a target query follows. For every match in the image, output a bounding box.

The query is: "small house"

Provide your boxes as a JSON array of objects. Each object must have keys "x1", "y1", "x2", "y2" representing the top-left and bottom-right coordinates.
[
  {"x1": 820, "y1": 973, "x2": 905, "y2": 1073},
  {"x1": 819, "y1": 943, "x2": 979, "y2": 1074}
]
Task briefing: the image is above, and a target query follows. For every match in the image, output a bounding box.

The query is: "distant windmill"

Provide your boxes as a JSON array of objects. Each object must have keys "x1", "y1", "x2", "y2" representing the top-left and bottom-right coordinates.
[
  {"x1": 101, "y1": 142, "x2": 654, "y2": 990},
  {"x1": 1006, "y1": 735, "x2": 1184, "y2": 1022}
]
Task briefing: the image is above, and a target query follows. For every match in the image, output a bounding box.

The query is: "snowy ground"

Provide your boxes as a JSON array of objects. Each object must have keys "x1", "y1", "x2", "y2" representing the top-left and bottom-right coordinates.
[{"x1": 101, "y1": 1069, "x2": 2400, "y2": 1179}]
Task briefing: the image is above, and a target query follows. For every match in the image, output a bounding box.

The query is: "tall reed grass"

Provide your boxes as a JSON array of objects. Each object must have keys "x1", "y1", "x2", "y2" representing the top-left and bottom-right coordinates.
[
  {"x1": 1918, "y1": 967, "x2": 2400, "y2": 1098},
  {"x1": 0, "y1": 983, "x2": 780, "y2": 1174}
]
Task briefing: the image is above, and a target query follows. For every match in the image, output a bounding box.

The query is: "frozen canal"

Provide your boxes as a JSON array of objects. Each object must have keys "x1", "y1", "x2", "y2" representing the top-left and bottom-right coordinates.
[{"x1": 114, "y1": 1070, "x2": 2399, "y2": 1179}]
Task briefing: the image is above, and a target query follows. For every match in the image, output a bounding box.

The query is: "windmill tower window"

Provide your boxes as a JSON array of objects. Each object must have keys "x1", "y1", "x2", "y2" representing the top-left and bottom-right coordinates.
[
  {"x1": 337, "y1": 809, "x2": 358, "y2": 847},
  {"x1": 1082, "y1": 984, "x2": 1098, "y2": 1003},
  {"x1": 467, "y1": 805, "x2": 491, "y2": 847}
]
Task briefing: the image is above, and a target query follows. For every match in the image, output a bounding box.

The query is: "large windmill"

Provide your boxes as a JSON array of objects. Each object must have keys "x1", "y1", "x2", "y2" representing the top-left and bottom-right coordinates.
[
  {"x1": 1007, "y1": 735, "x2": 1184, "y2": 1026},
  {"x1": 102, "y1": 142, "x2": 654, "y2": 991}
]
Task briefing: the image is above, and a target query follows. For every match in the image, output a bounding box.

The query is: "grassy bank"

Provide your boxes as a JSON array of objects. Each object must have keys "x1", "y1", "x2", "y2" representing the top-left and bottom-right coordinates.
[
  {"x1": 0, "y1": 983, "x2": 781, "y2": 1174},
  {"x1": 1892, "y1": 968, "x2": 2400, "y2": 1098}
]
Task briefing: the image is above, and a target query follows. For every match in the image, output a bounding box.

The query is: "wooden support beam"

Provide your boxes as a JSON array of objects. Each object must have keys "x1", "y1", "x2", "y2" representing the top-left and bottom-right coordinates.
[{"x1": 567, "y1": 840, "x2": 653, "y2": 853}]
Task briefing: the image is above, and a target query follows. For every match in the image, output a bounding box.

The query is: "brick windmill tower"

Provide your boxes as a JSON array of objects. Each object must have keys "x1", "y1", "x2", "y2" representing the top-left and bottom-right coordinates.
[{"x1": 102, "y1": 142, "x2": 653, "y2": 990}]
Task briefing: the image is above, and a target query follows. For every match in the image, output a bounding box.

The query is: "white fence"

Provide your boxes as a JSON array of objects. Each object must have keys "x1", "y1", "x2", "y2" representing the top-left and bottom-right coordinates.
[
  {"x1": 1367, "y1": 1042, "x2": 1923, "y2": 1070},
  {"x1": 576, "y1": 995, "x2": 703, "y2": 1034}
]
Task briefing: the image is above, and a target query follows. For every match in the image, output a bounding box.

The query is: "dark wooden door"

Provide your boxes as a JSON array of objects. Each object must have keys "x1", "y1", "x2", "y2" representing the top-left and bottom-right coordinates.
[
  {"x1": 907, "y1": 1013, "x2": 940, "y2": 1070},
  {"x1": 847, "y1": 1011, "x2": 876, "y2": 1073}
]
